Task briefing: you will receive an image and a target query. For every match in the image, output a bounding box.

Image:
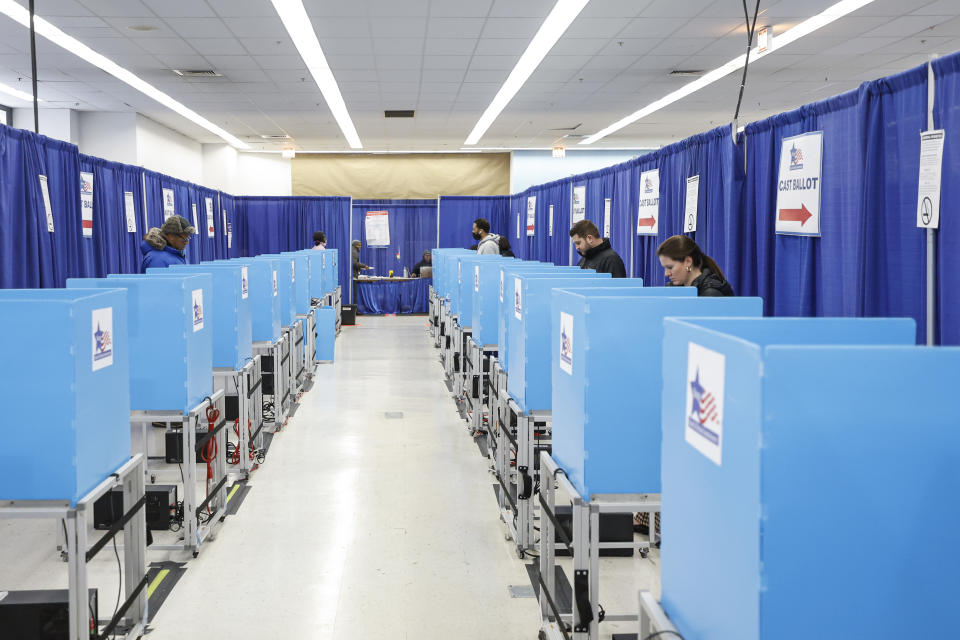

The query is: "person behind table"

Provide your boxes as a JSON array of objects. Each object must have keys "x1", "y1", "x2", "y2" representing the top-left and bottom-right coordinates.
[
  {"x1": 498, "y1": 235, "x2": 515, "y2": 257},
  {"x1": 312, "y1": 231, "x2": 326, "y2": 250},
  {"x1": 140, "y1": 215, "x2": 195, "y2": 273},
  {"x1": 352, "y1": 239, "x2": 372, "y2": 278},
  {"x1": 656, "y1": 235, "x2": 734, "y2": 296},
  {"x1": 412, "y1": 250, "x2": 432, "y2": 277},
  {"x1": 472, "y1": 218, "x2": 501, "y2": 255},
  {"x1": 568, "y1": 219, "x2": 626, "y2": 278}
]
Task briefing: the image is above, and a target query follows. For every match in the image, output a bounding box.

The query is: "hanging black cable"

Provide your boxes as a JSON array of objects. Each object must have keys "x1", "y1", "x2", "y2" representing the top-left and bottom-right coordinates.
[
  {"x1": 29, "y1": 0, "x2": 39, "y2": 133},
  {"x1": 733, "y1": 0, "x2": 761, "y2": 122}
]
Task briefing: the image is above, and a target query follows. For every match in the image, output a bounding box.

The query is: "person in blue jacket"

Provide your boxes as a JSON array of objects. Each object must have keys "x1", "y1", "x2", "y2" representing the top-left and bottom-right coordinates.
[{"x1": 140, "y1": 215, "x2": 195, "y2": 272}]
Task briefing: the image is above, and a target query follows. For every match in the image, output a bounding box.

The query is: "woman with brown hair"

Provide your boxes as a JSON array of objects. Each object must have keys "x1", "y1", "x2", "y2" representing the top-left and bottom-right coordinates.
[{"x1": 656, "y1": 235, "x2": 733, "y2": 296}]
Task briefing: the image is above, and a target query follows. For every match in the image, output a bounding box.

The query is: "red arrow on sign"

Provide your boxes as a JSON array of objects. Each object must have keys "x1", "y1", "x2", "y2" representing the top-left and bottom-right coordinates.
[
  {"x1": 637, "y1": 216, "x2": 656, "y2": 228},
  {"x1": 778, "y1": 204, "x2": 813, "y2": 226}
]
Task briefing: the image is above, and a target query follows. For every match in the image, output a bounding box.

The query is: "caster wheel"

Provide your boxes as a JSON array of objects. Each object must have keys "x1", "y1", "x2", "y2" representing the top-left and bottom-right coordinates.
[
  {"x1": 504, "y1": 531, "x2": 511, "y2": 540},
  {"x1": 640, "y1": 549, "x2": 649, "y2": 558},
  {"x1": 192, "y1": 551, "x2": 199, "y2": 558},
  {"x1": 517, "y1": 549, "x2": 525, "y2": 560}
]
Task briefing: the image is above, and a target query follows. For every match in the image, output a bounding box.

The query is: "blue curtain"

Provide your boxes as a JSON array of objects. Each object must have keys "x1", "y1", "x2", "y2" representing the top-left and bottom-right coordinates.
[
  {"x1": 351, "y1": 199, "x2": 437, "y2": 277},
  {"x1": 78, "y1": 154, "x2": 146, "y2": 277},
  {"x1": 513, "y1": 178, "x2": 571, "y2": 264},
  {"x1": 438, "y1": 195, "x2": 510, "y2": 250},
  {"x1": 934, "y1": 52, "x2": 960, "y2": 345}
]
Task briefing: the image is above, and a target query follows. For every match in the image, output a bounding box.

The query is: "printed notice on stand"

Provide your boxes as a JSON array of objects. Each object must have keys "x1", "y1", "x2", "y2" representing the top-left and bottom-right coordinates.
[
  {"x1": 191, "y1": 203, "x2": 199, "y2": 235},
  {"x1": 80, "y1": 172, "x2": 94, "y2": 237},
  {"x1": 123, "y1": 192, "x2": 137, "y2": 232},
  {"x1": 684, "y1": 175, "x2": 699, "y2": 233},
  {"x1": 572, "y1": 186, "x2": 586, "y2": 224},
  {"x1": 775, "y1": 131, "x2": 822, "y2": 236},
  {"x1": 162, "y1": 188, "x2": 175, "y2": 220},
  {"x1": 365, "y1": 210, "x2": 390, "y2": 246},
  {"x1": 637, "y1": 169, "x2": 659, "y2": 235},
  {"x1": 917, "y1": 129, "x2": 945, "y2": 229},
  {"x1": 39, "y1": 175, "x2": 54, "y2": 232},
  {"x1": 549, "y1": 204, "x2": 554, "y2": 236},
  {"x1": 603, "y1": 198, "x2": 612, "y2": 238}
]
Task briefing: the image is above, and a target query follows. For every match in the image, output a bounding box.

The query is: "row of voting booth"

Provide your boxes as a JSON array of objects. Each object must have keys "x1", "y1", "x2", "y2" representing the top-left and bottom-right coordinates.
[
  {"x1": 0, "y1": 249, "x2": 340, "y2": 640},
  {"x1": 428, "y1": 248, "x2": 959, "y2": 640}
]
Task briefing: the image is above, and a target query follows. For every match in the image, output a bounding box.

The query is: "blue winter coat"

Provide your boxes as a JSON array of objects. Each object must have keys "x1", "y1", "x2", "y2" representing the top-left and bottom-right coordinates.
[{"x1": 140, "y1": 240, "x2": 186, "y2": 272}]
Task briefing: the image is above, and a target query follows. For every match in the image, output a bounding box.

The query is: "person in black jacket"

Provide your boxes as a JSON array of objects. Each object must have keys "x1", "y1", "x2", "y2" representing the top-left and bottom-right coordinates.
[
  {"x1": 657, "y1": 235, "x2": 734, "y2": 296},
  {"x1": 412, "y1": 250, "x2": 432, "y2": 277},
  {"x1": 569, "y1": 220, "x2": 626, "y2": 278},
  {"x1": 498, "y1": 235, "x2": 515, "y2": 257}
]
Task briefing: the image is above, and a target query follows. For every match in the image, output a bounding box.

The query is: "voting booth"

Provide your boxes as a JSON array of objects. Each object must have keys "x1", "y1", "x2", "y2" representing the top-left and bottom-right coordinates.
[
  {"x1": 281, "y1": 251, "x2": 316, "y2": 387},
  {"x1": 0, "y1": 289, "x2": 131, "y2": 504},
  {"x1": 657, "y1": 317, "x2": 947, "y2": 640},
  {"x1": 550, "y1": 292, "x2": 762, "y2": 498}
]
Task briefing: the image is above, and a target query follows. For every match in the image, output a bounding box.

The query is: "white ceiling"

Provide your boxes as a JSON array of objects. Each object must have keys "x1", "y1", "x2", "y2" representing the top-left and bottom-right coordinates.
[{"x1": 0, "y1": 0, "x2": 957, "y2": 150}]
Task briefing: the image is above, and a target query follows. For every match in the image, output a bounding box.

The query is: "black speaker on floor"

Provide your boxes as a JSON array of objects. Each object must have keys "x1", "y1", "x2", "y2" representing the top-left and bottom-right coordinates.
[{"x1": 341, "y1": 304, "x2": 357, "y2": 325}]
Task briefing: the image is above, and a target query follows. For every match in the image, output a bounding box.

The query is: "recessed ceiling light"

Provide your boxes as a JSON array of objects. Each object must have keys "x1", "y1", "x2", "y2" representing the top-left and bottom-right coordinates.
[
  {"x1": 464, "y1": 0, "x2": 590, "y2": 146},
  {"x1": 127, "y1": 25, "x2": 158, "y2": 32},
  {"x1": 0, "y1": 0, "x2": 249, "y2": 149},
  {"x1": 582, "y1": 0, "x2": 876, "y2": 144}
]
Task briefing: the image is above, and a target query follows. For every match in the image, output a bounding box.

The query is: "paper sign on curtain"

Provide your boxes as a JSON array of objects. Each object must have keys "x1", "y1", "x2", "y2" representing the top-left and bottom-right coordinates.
[
  {"x1": 191, "y1": 203, "x2": 198, "y2": 235},
  {"x1": 917, "y1": 130, "x2": 945, "y2": 229},
  {"x1": 162, "y1": 188, "x2": 175, "y2": 220},
  {"x1": 637, "y1": 169, "x2": 659, "y2": 235},
  {"x1": 603, "y1": 198, "x2": 611, "y2": 238},
  {"x1": 775, "y1": 131, "x2": 822, "y2": 236},
  {"x1": 526, "y1": 196, "x2": 536, "y2": 236},
  {"x1": 124, "y1": 192, "x2": 137, "y2": 232},
  {"x1": 549, "y1": 204, "x2": 554, "y2": 236},
  {"x1": 205, "y1": 197, "x2": 215, "y2": 237},
  {"x1": 684, "y1": 175, "x2": 700, "y2": 233},
  {"x1": 365, "y1": 210, "x2": 390, "y2": 246},
  {"x1": 80, "y1": 172, "x2": 94, "y2": 237},
  {"x1": 39, "y1": 175, "x2": 54, "y2": 232},
  {"x1": 572, "y1": 186, "x2": 586, "y2": 224}
]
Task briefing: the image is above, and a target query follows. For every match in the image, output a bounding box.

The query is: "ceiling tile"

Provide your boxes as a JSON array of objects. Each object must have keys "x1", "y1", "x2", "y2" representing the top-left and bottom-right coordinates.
[
  {"x1": 208, "y1": 0, "x2": 278, "y2": 18},
  {"x1": 376, "y1": 68, "x2": 421, "y2": 81},
  {"x1": 489, "y1": 0, "x2": 554, "y2": 18},
  {"x1": 240, "y1": 38, "x2": 299, "y2": 56},
  {"x1": 162, "y1": 17, "x2": 233, "y2": 39},
  {"x1": 464, "y1": 68, "x2": 509, "y2": 83},
  {"x1": 375, "y1": 55, "x2": 422, "y2": 70},
  {"x1": 422, "y1": 68, "x2": 466, "y2": 83},
  {"x1": 423, "y1": 55, "x2": 470, "y2": 70},
  {"x1": 618, "y1": 17, "x2": 688, "y2": 38},
  {"x1": 424, "y1": 38, "x2": 478, "y2": 56},
  {"x1": 77, "y1": 37, "x2": 151, "y2": 55},
  {"x1": 427, "y1": 17, "x2": 486, "y2": 39},
  {"x1": 203, "y1": 54, "x2": 261, "y2": 70},
  {"x1": 322, "y1": 39, "x2": 375, "y2": 55},
  {"x1": 191, "y1": 39, "x2": 248, "y2": 56},
  {"x1": 481, "y1": 17, "x2": 544, "y2": 39},
  {"x1": 132, "y1": 37, "x2": 194, "y2": 55},
  {"x1": 372, "y1": 39, "x2": 424, "y2": 55},
  {"x1": 73, "y1": 0, "x2": 154, "y2": 18},
  {"x1": 102, "y1": 16, "x2": 175, "y2": 36},
  {"x1": 550, "y1": 38, "x2": 609, "y2": 56},
  {"x1": 142, "y1": 0, "x2": 216, "y2": 18},
  {"x1": 473, "y1": 38, "x2": 529, "y2": 55},
  {"x1": 370, "y1": 17, "x2": 427, "y2": 39},
  {"x1": 430, "y1": 0, "x2": 494, "y2": 17},
  {"x1": 222, "y1": 17, "x2": 289, "y2": 38},
  {"x1": 598, "y1": 39, "x2": 661, "y2": 56},
  {"x1": 255, "y1": 55, "x2": 308, "y2": 70},
  {"x1": 312, "y1": 17, "x2": 370, "y2": 39}
]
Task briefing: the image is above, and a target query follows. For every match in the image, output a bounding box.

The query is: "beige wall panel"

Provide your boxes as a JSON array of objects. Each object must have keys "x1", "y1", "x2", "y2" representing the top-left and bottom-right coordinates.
[{"x1": 292, "y1": 153, "x2": 510, "y2": 198}]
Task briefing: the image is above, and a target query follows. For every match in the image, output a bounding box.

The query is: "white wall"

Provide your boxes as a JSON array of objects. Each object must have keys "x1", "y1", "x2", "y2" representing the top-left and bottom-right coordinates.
[
  {"x1": 235, "y1": 153, "x2": 291, "y2": 196},
  {"x1": 78, "y1": 111, "x2": 138, "y2": 165},
  {"x1": 135, "y1": 114, "x2": 202, "y2": 184},
  {"x1": 201, "y1": 143, "x2": 239, "y2": 193},
  {"x1": 510, "y1": 149, "x2": 652, "y2": 193},
  {"x1": 13, "y1": 108, "x2": 80, "y2": 145}
]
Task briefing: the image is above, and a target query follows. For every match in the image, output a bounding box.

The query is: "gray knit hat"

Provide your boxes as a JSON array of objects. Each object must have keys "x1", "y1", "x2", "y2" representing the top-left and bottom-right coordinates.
[{"x1": 161, "y1": 215, "x2": 195, "y2": 236}]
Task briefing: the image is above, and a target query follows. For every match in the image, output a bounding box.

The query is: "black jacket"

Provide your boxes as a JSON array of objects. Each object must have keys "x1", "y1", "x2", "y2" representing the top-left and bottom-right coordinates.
[
  {"x1": 412, "y1": 259, "x2": 431, "y2": 276},
  {"x1": 669, "y1": 267, "x2": 734, "y2": 297},
  {"x1": 577, "y1": 239, "x2": 626, "y2": 278}
]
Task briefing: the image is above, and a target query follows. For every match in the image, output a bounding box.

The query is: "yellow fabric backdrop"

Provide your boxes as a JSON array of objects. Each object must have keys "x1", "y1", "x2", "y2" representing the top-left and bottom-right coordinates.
[{"x1": 291, "y1": 153, "x2": 510, "y2": 198}]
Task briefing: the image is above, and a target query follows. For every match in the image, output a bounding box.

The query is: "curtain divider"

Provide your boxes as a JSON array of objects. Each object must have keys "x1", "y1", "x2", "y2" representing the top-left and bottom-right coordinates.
[{"x1": 927, "y1": 60, "x2": 937, "y2": 346}]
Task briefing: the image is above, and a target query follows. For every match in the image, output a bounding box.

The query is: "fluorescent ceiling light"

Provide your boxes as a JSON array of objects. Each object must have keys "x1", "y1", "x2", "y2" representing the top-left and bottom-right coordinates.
[
  {"x1": 464, "y1": 0, "x2": 590, "y2": 146},
  {"x1": 581, "y1": 0, "x2": 875, "y2": 144},
  {"x1": 0, "y1": 0, "x2": 249, "y2": 149},
  {"x1": 271, "y1": 0, "x2": 362, "y2": 149},
  {"x1": 0, "y1": 80, "x2": 41, "y2": 102}
]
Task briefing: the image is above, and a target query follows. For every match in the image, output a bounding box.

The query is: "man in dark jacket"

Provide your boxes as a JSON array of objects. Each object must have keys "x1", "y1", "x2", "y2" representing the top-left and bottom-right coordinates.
[
  {"x1": 412, "y1": 250, "x2": 432, "y2": 277},
  {"x1": 569, "y1": 220, "x2": 626, "y2": 278},
  {"x1": 139, "y1": 215, "x2": 194, "y2": 273}
]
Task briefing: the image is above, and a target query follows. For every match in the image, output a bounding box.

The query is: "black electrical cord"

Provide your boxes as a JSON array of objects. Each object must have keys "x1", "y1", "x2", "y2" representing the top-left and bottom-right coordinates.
[
  {"x1": 110, "y1": 536, "x2": 122, "y2": 636},
  {"x1": 643, "y1": 631, "x2": 684, "y2": 640},
  {"x1": 733, "y1": 0, "x2": 762, "y2": 122}
]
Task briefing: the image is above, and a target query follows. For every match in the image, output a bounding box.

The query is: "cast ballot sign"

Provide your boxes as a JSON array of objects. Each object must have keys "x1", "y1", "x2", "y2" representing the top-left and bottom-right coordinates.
[
  {"x1": 775, "y1": 131, "x2": 822, "y2": 236},
  {"x1": 637, "y1": 169, "x2": 659, "y2": 235}
]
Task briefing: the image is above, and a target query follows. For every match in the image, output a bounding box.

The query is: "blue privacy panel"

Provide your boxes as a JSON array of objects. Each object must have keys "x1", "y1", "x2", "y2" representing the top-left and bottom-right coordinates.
[
  {"x1": 158, "y1": 263, "x2": 252, "y2": 370},
  {"x1": 303, "y1": 250, "x2": 326, "y2": 298},
  {"x1": 327, "y1": 249, "x2": 339, "y2": 288},
  {"x1": 497, "y1": 264, "x2": 581, "y2": 370},
  {"x1": 432, "y1": 249, "x2": 473, "y2": 302},
  {"x1": 255, "y1": 255, "x2": 296, "y2": 326},
  {"x1": 470, "y1": 259, "x2": 511, "y2": 347},
  {"x1": 456, "y1": 255, "x2": 505, "y2": 328},
  {"x1": 506, "y1": 273, "x2": 623, "y2": 412},
  {"x1": 68, "y1": 274, "x2": 213, "y2": 412},
  {"x1": 215, "y1": 259, "x2": 281, "y2": 342},
  {"x1": 281, "y1": 251, "x2": 312, "y2": 314},
  {"x1": 0, "y1": 289, "x2": 131, "y2": 504},
  {"x1": 315, "y1": 307, "x2": 336, "y2": 361},
  {"x1": 660, "y1": 318, "x2": 929, "y2": 640},
  {"x1": 551, "y1": 294, "x2": 762, "y2": 499}
]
